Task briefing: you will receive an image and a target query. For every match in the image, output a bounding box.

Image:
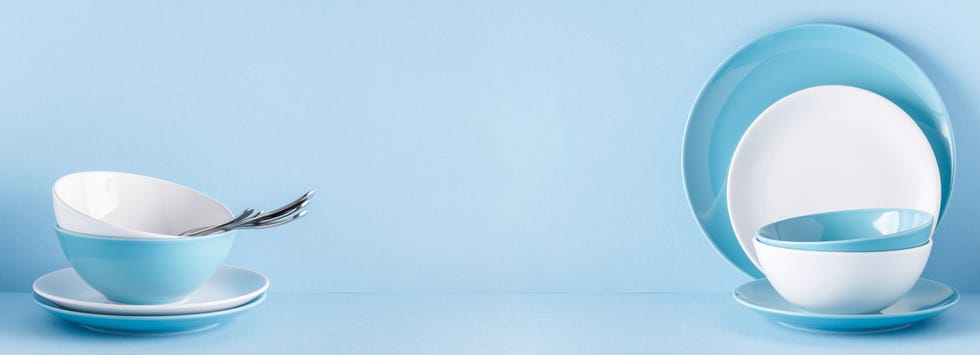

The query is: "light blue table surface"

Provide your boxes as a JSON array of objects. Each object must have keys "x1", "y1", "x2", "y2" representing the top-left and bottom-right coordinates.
[{"x1": 5, "y1": 292, "x2": 977, "y2": 354}]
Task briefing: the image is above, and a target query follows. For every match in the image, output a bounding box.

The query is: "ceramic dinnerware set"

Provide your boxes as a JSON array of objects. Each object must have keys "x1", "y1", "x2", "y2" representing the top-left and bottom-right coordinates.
[
  {"x1": 683, "y1": 24, "x2": 958, "y2": 333},
  {"x1": 33, "y1": 171, "x2": 271, "y2": 335}
]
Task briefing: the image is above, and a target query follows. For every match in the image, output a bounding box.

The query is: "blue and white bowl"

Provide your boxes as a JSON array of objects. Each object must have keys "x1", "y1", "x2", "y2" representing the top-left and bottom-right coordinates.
[
  {"x1": 56, "y1": 227, "x2": 236, "y2": 305},
  {"x1": 754, "y1": 238, "x2": 931, "y2": 314},
  {"x1": 53, "y1": 171, "x2": 234, "y2": 239}
]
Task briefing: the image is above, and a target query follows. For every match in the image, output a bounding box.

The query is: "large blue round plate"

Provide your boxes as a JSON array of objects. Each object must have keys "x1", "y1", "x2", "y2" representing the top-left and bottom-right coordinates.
[
  {"x1": 682, "y1": 23, "x2": 954, "y2": 278},
  {"x1": 35, "y1": 292, "x2": 266, "y2": 335},
  {"x1": 734, "y1": 278, "x2": 958, "y2": 333}
]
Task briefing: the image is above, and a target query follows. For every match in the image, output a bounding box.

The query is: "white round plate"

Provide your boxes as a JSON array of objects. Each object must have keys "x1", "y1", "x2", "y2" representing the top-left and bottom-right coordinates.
[
  {"x1": 34, "y1": 266, "x2": 269, "y2": 316},
  {"x1": 727, "y1": 85, "x2": 941, "y2": 270}
]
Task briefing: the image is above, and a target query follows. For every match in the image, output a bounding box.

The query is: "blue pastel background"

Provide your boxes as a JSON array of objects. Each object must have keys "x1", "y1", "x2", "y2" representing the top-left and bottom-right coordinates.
[{"x1": 1, "y1": 0, "x2": 978, "y2": 294}]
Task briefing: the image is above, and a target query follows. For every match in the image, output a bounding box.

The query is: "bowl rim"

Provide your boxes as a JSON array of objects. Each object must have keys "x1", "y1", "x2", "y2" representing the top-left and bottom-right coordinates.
[
  {"x1": 755, "y1": 208, "x2": 933, "y2": 252},
  {"x1": 54, "y1": 225, "x2": 236, "y2": 242},
  {"x1": 52, "y1": 171, "x2": 233, "y2": 239},
  {"x1": 754, "y1": 237, "x2": 933, "y2": 256}
]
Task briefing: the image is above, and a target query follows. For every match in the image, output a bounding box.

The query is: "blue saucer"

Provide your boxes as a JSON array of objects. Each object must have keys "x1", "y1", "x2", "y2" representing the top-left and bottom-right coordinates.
[
  {"x1": 734, "y1": 279, "x2": 957, "y2": 333},
  {"x1": 35, "y1": 292, "x2": 266, "y2": 335}
]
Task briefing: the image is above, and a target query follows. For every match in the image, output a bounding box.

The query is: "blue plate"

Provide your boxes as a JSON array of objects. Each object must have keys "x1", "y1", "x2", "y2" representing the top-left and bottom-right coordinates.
[
  {"x1": 682, "y1": 23, "x2": 954, "y2": 278},
  {"x1": 35, "y1": 292, "x2": 266, "y2": 335},
  {"x1": 734, "y1": 279, "x2": 957, "y2": 333}
]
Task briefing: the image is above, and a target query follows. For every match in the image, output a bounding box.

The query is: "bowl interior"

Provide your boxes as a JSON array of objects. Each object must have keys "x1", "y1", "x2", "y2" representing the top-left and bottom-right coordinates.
[
  {"x1": 758, "y1": 209, "x2": 932, "y2": 243},
  {"x1": 54, "y1": 172, "x2": 232, "y2": 236}
]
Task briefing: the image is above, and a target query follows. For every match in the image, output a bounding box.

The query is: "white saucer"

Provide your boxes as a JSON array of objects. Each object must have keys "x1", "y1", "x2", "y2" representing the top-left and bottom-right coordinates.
[{"x1": 34, "y1": 266, "x2": 269, "y2": 316}]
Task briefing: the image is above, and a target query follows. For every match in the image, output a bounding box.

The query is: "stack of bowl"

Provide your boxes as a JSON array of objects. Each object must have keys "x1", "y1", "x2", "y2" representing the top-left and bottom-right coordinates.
[
  {"x1": 753, "y1": 208, "x2": 933, "y2": 314},
  {"x1": 33, "y1": 171, "x2": 268, "y2": 335}
]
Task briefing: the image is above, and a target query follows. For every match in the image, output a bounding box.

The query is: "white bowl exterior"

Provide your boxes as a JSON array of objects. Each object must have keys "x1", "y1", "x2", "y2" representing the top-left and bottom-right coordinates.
[
  {"x1": 53, "y1": 171, "x2": 233, "y2": 238},
  {"x1": 728, "y1": 85, "x2": 942, "y2": 271},
  {"x1": 755, "y1": 238, "x2": 931, "y2": 314}
]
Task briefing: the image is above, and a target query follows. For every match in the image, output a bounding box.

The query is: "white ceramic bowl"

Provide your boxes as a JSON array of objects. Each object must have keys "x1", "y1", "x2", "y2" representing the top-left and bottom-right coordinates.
[
  {"x1": 53, "y1": 171, "x2": 233, "y2": 238},
  {"x1": 754, "y1": 238, "x2": 931, "y2": 314}
]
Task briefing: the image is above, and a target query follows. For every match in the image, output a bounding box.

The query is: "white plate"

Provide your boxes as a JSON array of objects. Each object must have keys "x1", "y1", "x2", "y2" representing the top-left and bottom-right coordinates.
[
  {"x1": 727, "y1": 85, "x2": 941, "y2": 270},
  {"x1": 33, "y1": 266, "x2": 269, "y2": 316}
]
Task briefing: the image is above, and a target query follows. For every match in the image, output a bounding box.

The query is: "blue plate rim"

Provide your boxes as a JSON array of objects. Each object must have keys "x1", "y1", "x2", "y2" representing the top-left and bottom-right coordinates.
[{"x1": 732, "y1": 278, "x2": 959, "y2": 320}]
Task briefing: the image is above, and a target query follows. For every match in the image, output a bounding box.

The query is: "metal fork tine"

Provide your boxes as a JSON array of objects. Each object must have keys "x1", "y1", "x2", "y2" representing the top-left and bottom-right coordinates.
[
  {"x1": 177, "y1": 189, "x2": 315, "y2": 237},
  {"x1": 236, "y1": 210, "x2": 308, "y2": 229},
  {"x1": 246, "y1": 200, "x2": 309, "y2": 225},
  {"x1": 255, "y1": 190, "x2": 315, "y2": 218},
  {"x1": 182, "y1": 208, "x2": 257, "y2": 236}
]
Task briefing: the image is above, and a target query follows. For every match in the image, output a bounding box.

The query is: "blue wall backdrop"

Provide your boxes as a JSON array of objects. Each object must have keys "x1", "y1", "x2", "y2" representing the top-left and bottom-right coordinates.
[{"x1": 1, "y1": 1, "x2": 977, "y2": 293}]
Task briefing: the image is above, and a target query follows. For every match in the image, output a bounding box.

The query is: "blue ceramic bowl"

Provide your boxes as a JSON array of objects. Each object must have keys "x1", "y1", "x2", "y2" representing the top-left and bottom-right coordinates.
[
  {"x1": 55, "y1": 227, "x2": 236, "y2": 305},
  {"x1": 755, "y1": 209, "x2": 933, "y2": 252}
]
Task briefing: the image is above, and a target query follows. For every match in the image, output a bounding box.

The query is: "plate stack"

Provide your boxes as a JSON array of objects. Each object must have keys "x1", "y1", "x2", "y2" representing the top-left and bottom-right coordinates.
[
  {"x1": 683, "y1": 24, "x2": 958, "y2": 333},
  {"x1": 35, "y1": 171, "x2": 268, "y2": 335}
]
